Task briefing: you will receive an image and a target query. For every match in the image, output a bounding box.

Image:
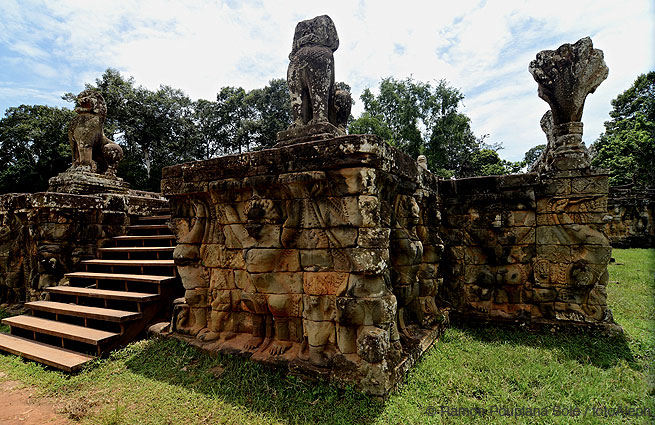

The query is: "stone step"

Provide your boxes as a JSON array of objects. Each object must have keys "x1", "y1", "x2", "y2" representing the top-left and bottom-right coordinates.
[
  {"x1": 2, "y1": 315, "x2": 118, "y2": 345},
  {"x1": 26, "y1": 301, "x2": 141, "y2": 323},
  {"x1": 81, "y1": 259, "x2": 176, "y2": 267},
  {"x1": 0, "y1": 333, "x2": 95, "y2": 372},
  {"x1": 46, "y1": 286, "x2": 160, "y2": 302}
]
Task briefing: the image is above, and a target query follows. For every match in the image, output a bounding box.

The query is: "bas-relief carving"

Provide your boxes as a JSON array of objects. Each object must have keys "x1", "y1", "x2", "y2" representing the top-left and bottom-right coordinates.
[{"x1": 170, "y1": 166, "x2": 448, "y2": 371}]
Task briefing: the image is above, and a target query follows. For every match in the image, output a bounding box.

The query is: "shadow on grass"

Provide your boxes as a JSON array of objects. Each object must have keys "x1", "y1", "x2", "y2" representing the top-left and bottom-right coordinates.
[
  {"x1": 448, "y1": 322, "x2": 638, "y2": 370},
  {"x1": 123, "y1": 337, "x2": 384, "y2": 425}
]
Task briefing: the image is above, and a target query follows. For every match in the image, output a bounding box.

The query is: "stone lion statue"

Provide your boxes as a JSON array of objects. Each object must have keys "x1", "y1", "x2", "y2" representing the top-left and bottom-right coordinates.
[
  {"x1": 287, "y1": 15, "x2": 351, "y2": 133},
  {"x1": 69, "y1": 90, "x2": 123, "y2": 176}
]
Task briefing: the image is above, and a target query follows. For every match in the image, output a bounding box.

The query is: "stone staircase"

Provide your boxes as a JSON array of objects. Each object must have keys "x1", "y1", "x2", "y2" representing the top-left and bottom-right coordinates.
[{"x1": 0, "y1": 210, "x2": 179, "y2": 371}]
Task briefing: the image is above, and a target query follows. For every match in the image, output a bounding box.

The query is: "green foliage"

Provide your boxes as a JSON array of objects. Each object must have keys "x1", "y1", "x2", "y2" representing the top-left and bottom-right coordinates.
[
  {"x1": 61, "y1": 69, "x2": 292, "y2": 192},
  {"x1": 349, "y1": 77, "x2": 519, "y2": 178},
  {"x1": 592, "y1": 72, "x2": 655, "y2": 186},
  {"x1": 460, "y1": 148, "x2": 523, "y2": 177},
  {"x1": 0, "y1": 105, "x2": 74, "y2": 193},
  {"x1": 523, "y1": 144, "x2": 545, "y2": 170}
]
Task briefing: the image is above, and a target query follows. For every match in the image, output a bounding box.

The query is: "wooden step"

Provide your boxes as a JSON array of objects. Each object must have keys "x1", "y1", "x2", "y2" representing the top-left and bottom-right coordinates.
[
  {"x1": 81, "y1": 259, "x2": 175, "y2": 267},
  {"x1": 3, "y1": 315, "x2": 118, "y2": 345},
  {"x1": 138, "y1": 215, "x2": 171, "y2": 221},
  {"x1": 65, "y1": 272, "x2": 176, "y2": 284},
  {"x1": 26, "y1": 301, "x2": 141, "y2": 323},
  {"x1": 127, "y1": 224, "x2": 170, "y2": 230},
  {"x1": 98, "y1": 246, "x2": 174, "y2": 253},
  {"x1": 0, "y1": 333, "x2": 94, "y2": 372},
  {"x1": 113, "y1": 235, "x2": 175, "y2": 240},
  {"x1": 47, "y1": 286, "x2": 160, "y2": 302}
]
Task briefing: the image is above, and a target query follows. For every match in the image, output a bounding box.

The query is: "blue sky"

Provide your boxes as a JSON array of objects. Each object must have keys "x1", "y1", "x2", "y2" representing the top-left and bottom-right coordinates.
[{"x1": 0, "y1": 0, "x2": 653, "y2": 161}]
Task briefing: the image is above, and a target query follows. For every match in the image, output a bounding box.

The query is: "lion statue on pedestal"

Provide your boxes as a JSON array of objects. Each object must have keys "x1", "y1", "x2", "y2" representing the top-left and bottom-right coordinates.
[
  {"x1": 285, "y1": 15, "x2": 351, "y2": 136},
  {"x1": 68, "y1": 90, "x2": 123, "y2": 176}
]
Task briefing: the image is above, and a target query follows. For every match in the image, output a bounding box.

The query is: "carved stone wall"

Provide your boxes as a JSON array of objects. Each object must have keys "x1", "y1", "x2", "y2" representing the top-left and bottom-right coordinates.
[
  {"x1": 439, "y1": 170, "x2": 619, "y2": 332},
  {"x1": 0, "y1": 192, "x2": 167, "y2": 304},
  {"x1": 606, "y1": 186, "x2": 654, "y2": 248},
  {"x1": 162, "y1": 135, "x2": 447, "y2": 396}
]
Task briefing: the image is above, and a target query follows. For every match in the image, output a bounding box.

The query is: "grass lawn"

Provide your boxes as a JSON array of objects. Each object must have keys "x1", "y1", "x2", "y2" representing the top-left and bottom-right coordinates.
[{"x1": 0, "y1": 248, "x2": 653, "y2": 424}]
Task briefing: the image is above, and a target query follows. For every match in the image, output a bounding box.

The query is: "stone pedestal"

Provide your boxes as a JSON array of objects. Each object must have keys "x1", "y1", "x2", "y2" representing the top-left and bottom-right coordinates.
[
  {"x1": 162, "y1": 134, "x2": 447, "y2": 396},
  {"x1": 48, "y1": 169, "x2": 130, "y2": 195}
]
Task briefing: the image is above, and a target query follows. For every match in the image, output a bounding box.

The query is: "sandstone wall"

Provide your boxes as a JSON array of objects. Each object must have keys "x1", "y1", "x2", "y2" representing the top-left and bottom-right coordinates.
[
  {"x1": 0, "y1": 192, "x2": 167, "y2": 304},
  {"x1": 439, "y1": 170, "x2": 618, "y2": 332},
  {"x1": 606, "y1": 186, "x2": 654, "y2": 248},
  {"x1": 162, "y1": 135, "x2": 447, "y2": 395}
]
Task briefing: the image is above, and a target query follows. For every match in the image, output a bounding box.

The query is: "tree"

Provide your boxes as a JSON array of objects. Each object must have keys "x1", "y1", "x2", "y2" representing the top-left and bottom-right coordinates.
[
  {"x1": 0, "y1": 105, "x2": 74, "y2": 193},
  {"x1": 348, "y1": 77, "x2": 481, "y2": 177},
  {"x1": 244, "y1": 78, "x2": 291, "y2": 150},
  {"x1": 523, "y1": 144, "x2": 545, "y2": 170},
  {"x1": 591, "y1": 72, "x2": 655, "y2": 186}
]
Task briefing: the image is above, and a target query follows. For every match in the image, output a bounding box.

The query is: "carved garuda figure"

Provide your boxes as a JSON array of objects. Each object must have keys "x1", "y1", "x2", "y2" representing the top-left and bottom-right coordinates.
[
  {"x1": 280, "y1": 15, "x2": 351, "y2": 142},
  {"x1": 68, "y1": 90, "x2": 123, "y2": 176}
]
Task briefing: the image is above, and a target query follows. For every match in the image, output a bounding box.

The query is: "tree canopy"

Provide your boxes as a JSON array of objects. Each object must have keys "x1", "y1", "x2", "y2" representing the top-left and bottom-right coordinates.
[
  {"x1": 348, "y1": 77, "x2": 519, "y2": 177},
  {"x1": 591, "y1": 72, "x2": 655, "y2": 186},
  {"x1": 0, "y1": 105, "x2": 73, "y2": 193},
  {"x1": 63, "y1": 69, "x2": 292, "y2": 192}
]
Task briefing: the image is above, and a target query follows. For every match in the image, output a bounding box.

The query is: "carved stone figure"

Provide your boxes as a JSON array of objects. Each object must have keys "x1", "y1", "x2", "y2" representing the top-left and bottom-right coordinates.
[
  {"x1": 529, "y1": 37, "x2": 608, "y2": 171},
  {"x1": 279, "y1": 15, "x2": 352, "y2": 143},
  {"x1": 68, "y1": 90, "x2": 123, "y2": 176}
]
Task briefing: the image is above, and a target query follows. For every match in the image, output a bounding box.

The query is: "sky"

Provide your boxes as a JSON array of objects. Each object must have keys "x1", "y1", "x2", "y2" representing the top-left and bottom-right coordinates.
[{"x1": 0, "y1": 0, "x2": 653, "y2": 162}]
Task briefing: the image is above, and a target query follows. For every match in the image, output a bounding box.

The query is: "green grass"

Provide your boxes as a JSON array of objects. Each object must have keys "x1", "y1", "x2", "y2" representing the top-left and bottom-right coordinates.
[
  {"x1": 0, "y1": 248, "x2": 653, "y2": 424},
  {"x1": 0, "y1": 308, "x2": 9, "y2": 333}
]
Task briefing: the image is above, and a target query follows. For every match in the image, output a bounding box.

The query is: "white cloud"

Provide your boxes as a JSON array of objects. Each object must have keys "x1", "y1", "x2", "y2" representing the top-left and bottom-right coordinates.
[{"x1": 0, "y1": 0, "x2": 652, "y2": 161}]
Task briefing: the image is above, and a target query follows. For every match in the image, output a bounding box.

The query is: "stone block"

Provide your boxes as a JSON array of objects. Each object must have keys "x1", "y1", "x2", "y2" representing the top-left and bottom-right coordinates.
[
  {"x1": 336, "y1": 295, "x2": 396, "y2": 326},
  {"x1": 336, "y1": 324, "x2": 357, "y2": 354},
  {"x1": 302, "y1": 295, "x2": 337, "y2": 321},
  {"x1": 571, "y1": 176, "x2": 608, "y2": 195},
  {"x1": 336, "y1": 248, "x2": 388, "y2": 274},
  {"x1": 532, "y1": 288, "x2": 557, "y2": 302},
  {"x1": 234, "y1": 270, "x2": 255, "y2": 293},
  {"x1": 267, "y1": 293, "x2": 303, "y2": 317},
  {"x1": 357, "y1": 196, "x2": 381, "y2": 228},
  {"x1": 346, "y1": 274, "x2": 387, "y2": 298},
  {"x1": 537, "y1": 244, "x2": 571, "y2": 262},
  {"x1": 245, "y1": 248, "x2": 298, "y2": 273},
  {"x1": 250, "y1": 272, "x2": 303, "y2": 294},
  {"x1": 358, "y1": 228, "x2": 390, "y2": 248},
  {"x1": 303, "y1": 320, "x2": 336, "y2": 346},
  {"x1": 185, "y1": 288, "x2": 208, "y2": 308},
  {"x1": 303, "y1": 272, "x2": 349, "y2": 296},
  {"x1": 210, "y1": 268, "x2": 235, "y2": 290},
  {"x1": 300, "y1": 249, "x2": 333, "y2": 271},
  {"x1": 357, "y1": 326, "x2": 389, "y2": 363},
  {"x1": 326, "y1": 167, "x2": 379, "y2": 195}
]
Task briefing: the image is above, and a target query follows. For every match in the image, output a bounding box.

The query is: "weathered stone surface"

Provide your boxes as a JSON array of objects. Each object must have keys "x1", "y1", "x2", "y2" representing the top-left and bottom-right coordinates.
[
  {"x1": 0, "y1": 192, "x2": 167, "y2": 303},
  {"x1": 529, "y1": 37, "x2": 608, "y2": 172},
  {"x1": 280, "y1": 15, "x2": 351, "y2": 145},
  {"x1": 49, "y1": 90, "x2": 129, "y2": 195},
  {"x1": 605, "y1": 185, "x2": 654, "y2": 248}
]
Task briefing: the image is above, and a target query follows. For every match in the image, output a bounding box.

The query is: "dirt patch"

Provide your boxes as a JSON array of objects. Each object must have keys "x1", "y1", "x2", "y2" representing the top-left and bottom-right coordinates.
[{"x1": 0, "y1": 376, "x2": 71, "y2": 424}]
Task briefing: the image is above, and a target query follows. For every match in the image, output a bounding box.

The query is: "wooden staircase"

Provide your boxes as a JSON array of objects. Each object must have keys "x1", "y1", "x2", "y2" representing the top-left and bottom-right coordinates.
[{"x1": 0, "y1": 211, "x2": 179, "y2": 371}]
